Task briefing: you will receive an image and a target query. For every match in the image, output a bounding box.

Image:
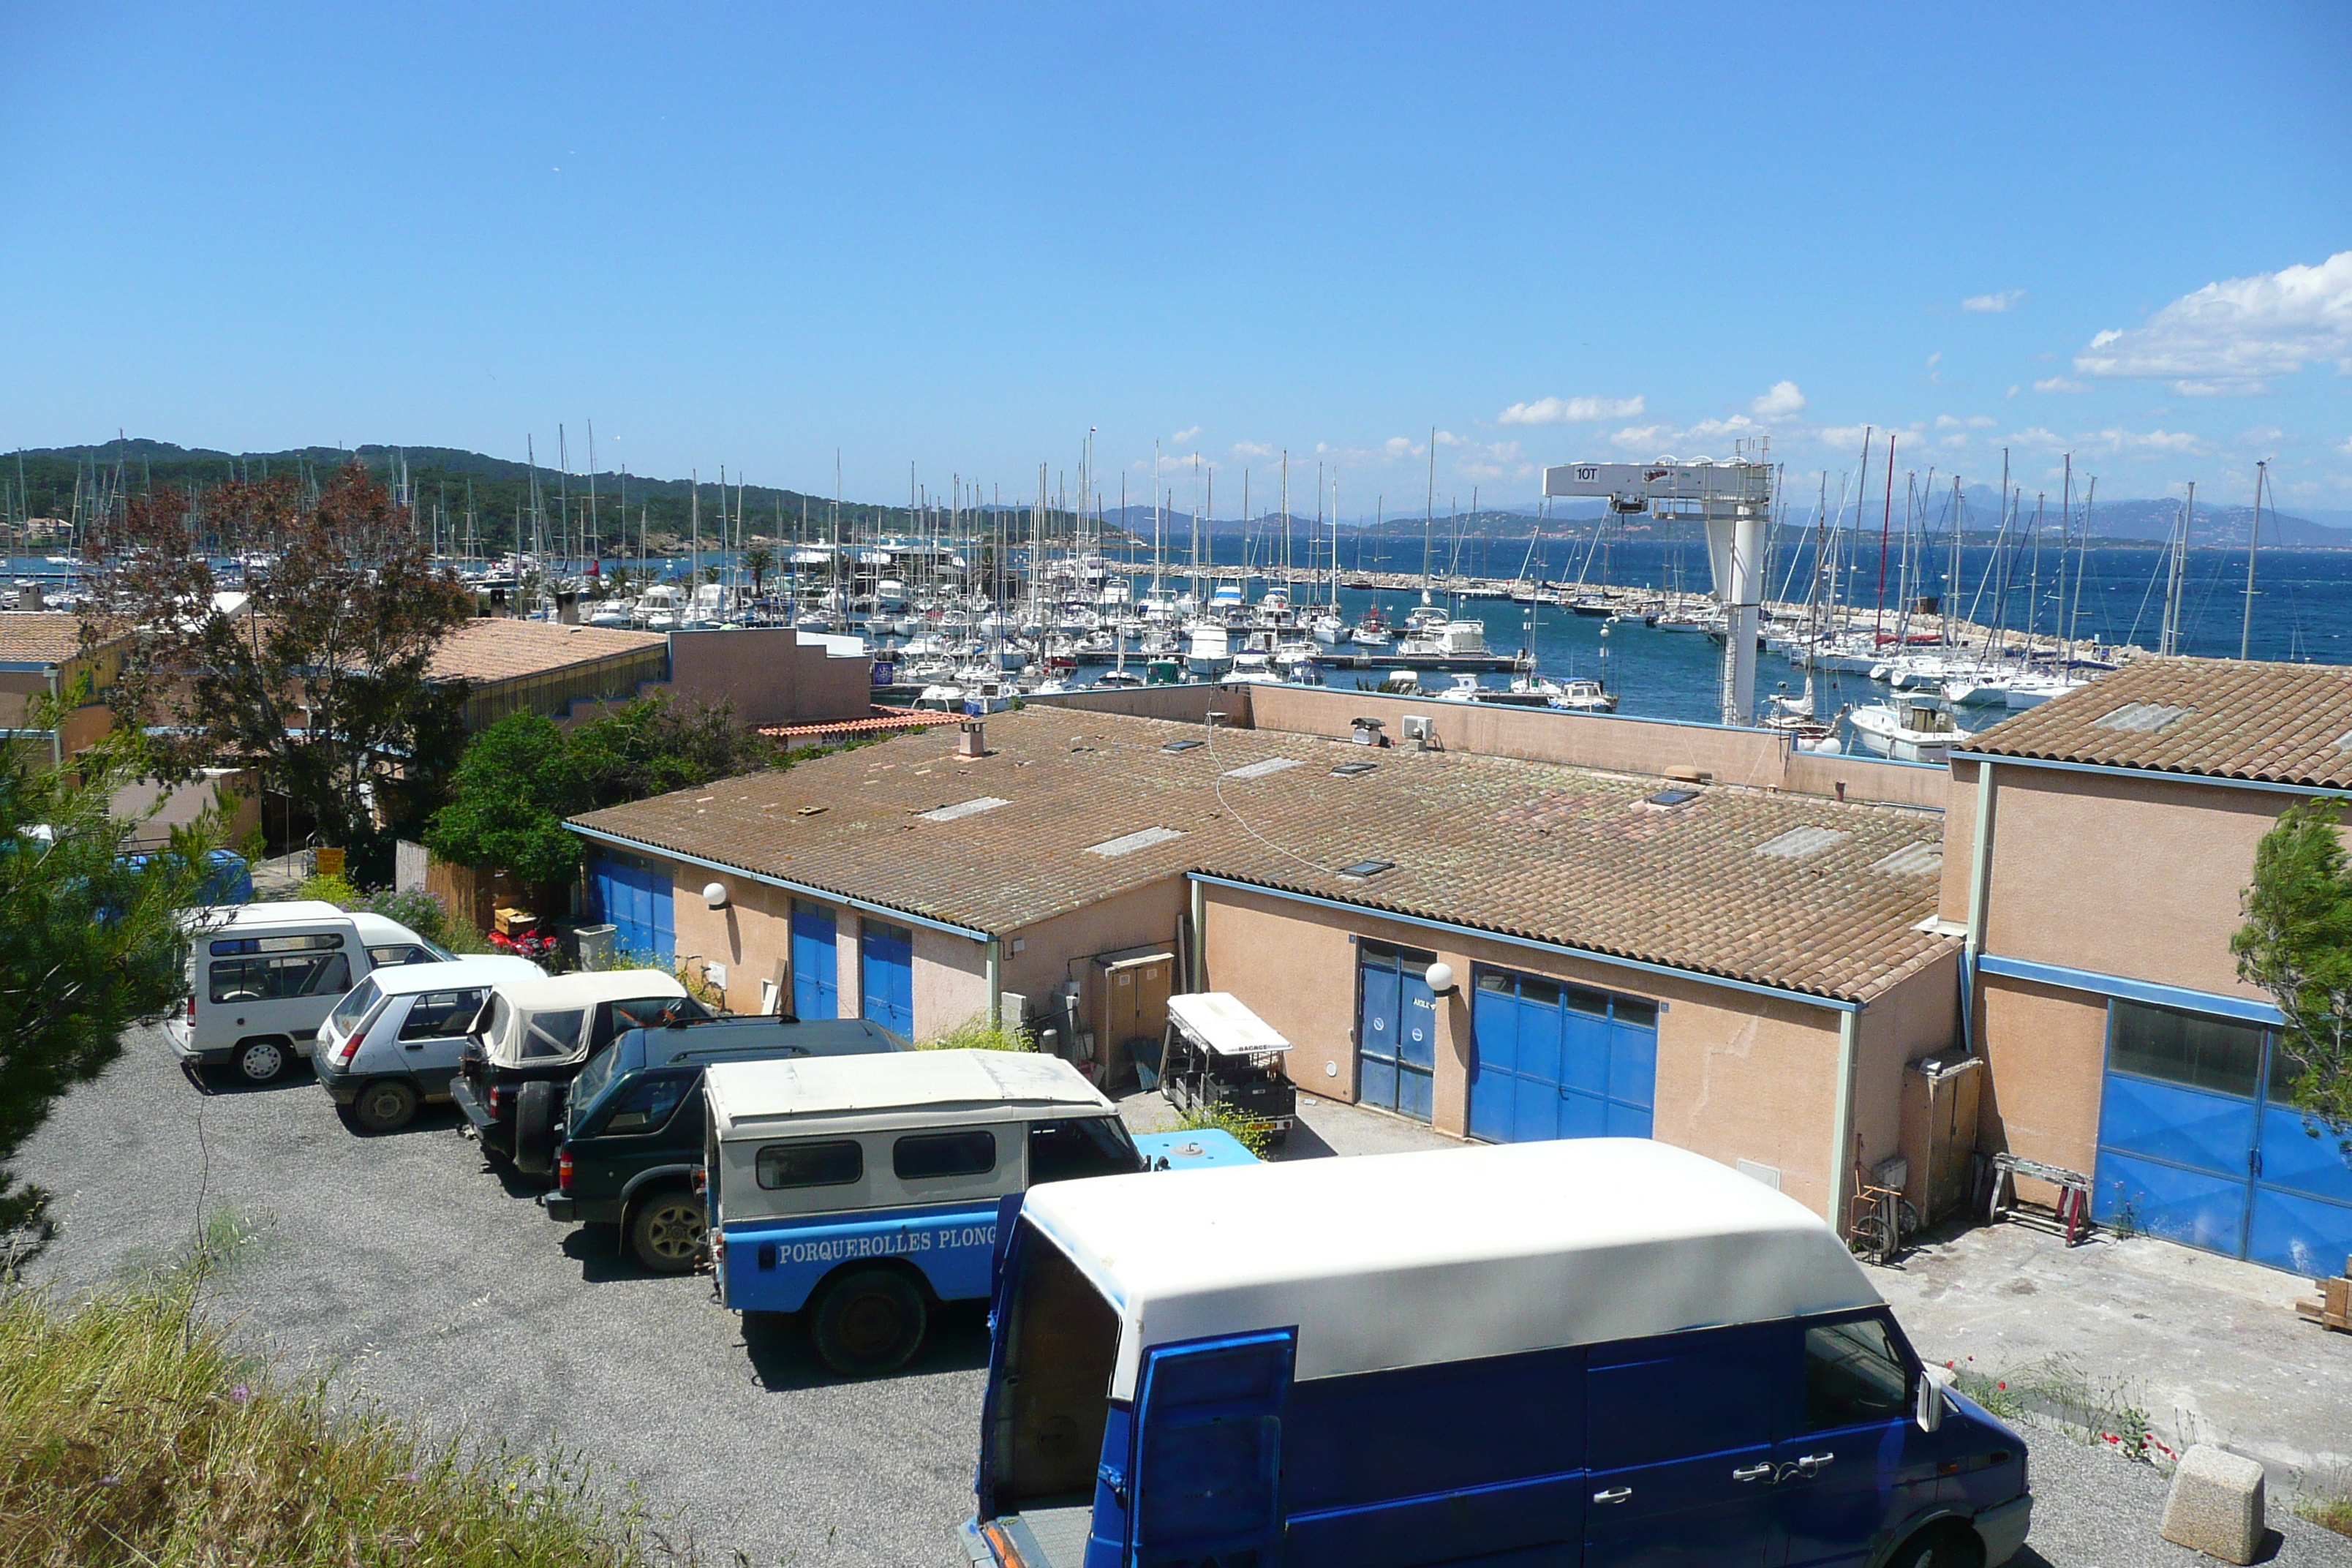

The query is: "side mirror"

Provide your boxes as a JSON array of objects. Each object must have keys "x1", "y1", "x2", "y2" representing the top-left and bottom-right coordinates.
[{"x1": 1915, "y1": 1370, "x2": 1947, "y2": 1433}]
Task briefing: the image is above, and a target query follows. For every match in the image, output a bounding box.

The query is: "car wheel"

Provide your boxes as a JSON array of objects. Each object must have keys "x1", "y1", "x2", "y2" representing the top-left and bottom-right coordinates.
[
  {"x1": 513, "y1": 1081, "x2": 561, "y2": 1175},
  {"x1": 1883, "y1": 1523, "x2": 1985, "y2": 1568},
  {"x1": 353, "y1": 1079, "x2": 418, "y2": 1133},
  {"x1": 809, "y1": 1268, "x2": 928, "y2": 1376},
  {"x1": 235, "y1": 1039, "x2": 289, "y2": 1084},
  {"x1": 628, "y1": 1190, "x2": 707, "y2": 1274}
]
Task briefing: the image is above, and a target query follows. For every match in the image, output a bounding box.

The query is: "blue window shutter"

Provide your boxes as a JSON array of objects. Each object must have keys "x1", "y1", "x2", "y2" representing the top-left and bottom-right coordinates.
[{"x1": 1131, "y1": 1329, "x2": 1295, "y2": 1568}]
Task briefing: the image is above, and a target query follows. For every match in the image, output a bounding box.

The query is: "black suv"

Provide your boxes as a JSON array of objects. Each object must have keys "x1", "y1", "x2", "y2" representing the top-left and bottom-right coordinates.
[{"x1": 539, "y1": 1014, "x2": 909, "y2": 1272}]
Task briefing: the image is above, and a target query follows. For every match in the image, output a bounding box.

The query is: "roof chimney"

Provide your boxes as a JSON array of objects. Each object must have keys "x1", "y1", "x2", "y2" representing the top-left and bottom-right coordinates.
[{"x1": 958, "y1": 718, "x2": 987, "y2": 758}]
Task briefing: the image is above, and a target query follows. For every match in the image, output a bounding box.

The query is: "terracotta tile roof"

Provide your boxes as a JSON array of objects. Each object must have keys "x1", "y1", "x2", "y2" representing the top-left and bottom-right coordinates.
[
  {"x1": 426, "y1": 619, "x2": 668, "y2": 685},
  {"x1": 1963, "y1": 657, "x2": 2352, "y2": 788},
  {"x1": 758, "y1": 706, "x2": 940, "y2": 741},
  {"x1": 571, "y1": 708, "x2": 1953, "y2": 1003},
  {"x1": 0, "y1": 613, "x2": 101, "y2": 665}
]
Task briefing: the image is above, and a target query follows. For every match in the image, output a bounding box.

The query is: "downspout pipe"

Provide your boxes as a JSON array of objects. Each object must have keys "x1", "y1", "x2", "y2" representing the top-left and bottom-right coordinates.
[
  {"x1": 1188, "y1": 875, "x2": 1207, "y2": 992},
  {"x1": 987, "y1": 936, "x2": 1002, "y2": 1030},
  {"x1": 1830, "y1": 1006, "x2": 1862, "y2": 1237},
  {"x1": 45, "y1": 667, "x2": 61, "y2": 769},
  {"x1": 1961, "y1": 758, "x2": 1997, "y2": 1049}
]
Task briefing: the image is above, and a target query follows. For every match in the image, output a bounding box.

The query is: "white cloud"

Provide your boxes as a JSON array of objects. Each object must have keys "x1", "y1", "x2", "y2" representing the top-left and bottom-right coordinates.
[
  {"x1": 1608, "y1": 425, "x2": 1667, "y2": 453},
  {"x1": 2004, "y1": 426, "x2": 2067, "y2": 451},
  {"x1": 1751, "y1": 380, "x2": 1807, "y2": 418},
  {"x1": 1935, "y1": 414, "x2": 1999, "y2": 430},
  {"x1": 1433, "y1": 429, "x2": 1465, "y2": 447},
  {"x1": 1496, "y1": 393, "x2": 1646, "y2": 426},
  {"x1": 1170, "y1": 426, "x2": 1201, "y2": 444},
  {"x1": 1384, "y1": 436, "x2": 1416, "y2": 459},
  {"x1": 2032, "y1": 377, "x2": 2088, "y2": 393},
  {"x1": 2076, "y1": 250, "x2": 2352, "y2": 393},
  {"x1": 2337, "y1": 436, "x2": 2352, "y2": 458},
  {"x1": 1230, "y1": 441, "x2": 1275, "y2": 459},
  {"x1": 1963, "y1": 290, "x2": 2025, "y2": 312}
]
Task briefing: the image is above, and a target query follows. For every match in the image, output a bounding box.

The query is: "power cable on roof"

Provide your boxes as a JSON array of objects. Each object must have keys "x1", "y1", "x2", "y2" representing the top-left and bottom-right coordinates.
[{"x1": 1204, "y1": 710, "x2": 1342, "y2": 878}]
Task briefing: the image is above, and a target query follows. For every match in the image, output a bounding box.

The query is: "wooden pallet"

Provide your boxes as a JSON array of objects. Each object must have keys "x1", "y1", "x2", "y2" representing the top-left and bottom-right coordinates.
[{"x1": 2296, "y1": 1273, "x2": 2351, "y2": 1333}]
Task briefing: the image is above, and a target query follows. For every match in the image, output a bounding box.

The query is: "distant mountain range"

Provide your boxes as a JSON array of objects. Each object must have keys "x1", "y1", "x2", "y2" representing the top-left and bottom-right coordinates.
[{"x1": 7, "y1": 439, "x2": 2340, "y2": 551}]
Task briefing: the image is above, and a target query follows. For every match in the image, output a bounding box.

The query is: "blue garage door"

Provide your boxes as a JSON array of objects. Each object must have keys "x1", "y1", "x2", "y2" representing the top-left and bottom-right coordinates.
[
  {"x1": 1357, "y1": 941, "x2": 1437, "y2": 1122},
  {"x1": 791, "y1": 902, "x2": 838, "y2": 1020},
  {"x1": 1469, "y1": 968, "x2": 1657, "y2": 1145},
  {"x1": 861, "y1": 919, "x2": 914, "y2": 1038},
  {"x1": 2095, "y1": 998, "x2": 2352, "y2": 1275},
  {"x1": 588, "y1": 855, "x2": 674, "y2": 965}
]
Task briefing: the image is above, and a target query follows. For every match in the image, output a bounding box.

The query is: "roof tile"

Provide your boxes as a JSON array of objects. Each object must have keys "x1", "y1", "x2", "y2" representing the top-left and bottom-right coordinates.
[{"x1": 1966, "y1": 657, "x2": 2352, "y2": 787}]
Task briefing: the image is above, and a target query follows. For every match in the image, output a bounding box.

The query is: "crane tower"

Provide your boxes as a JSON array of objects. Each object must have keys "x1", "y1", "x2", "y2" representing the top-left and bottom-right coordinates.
[{"x1": 1542, "y1": 455, "x2": 1774, "y2": 728}]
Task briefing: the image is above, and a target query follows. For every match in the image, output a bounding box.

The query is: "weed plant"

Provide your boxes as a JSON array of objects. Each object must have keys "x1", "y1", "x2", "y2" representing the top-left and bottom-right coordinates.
[
  {"x1": 1173, "y1": 1101, "x2": 1275, "y2": 1158},
  {"x1": 919, "y1": 1014, "x2": 1036, "y2": 1052},
  {"x1": 0, "y1": 1243, "x2": 668, "y2": 1566}
]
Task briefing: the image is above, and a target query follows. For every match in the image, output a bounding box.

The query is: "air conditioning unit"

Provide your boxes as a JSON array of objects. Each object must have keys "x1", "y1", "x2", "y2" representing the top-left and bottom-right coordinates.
[{"x1": 1402, "y1": 715, "x2": 1435, "y2": 744}]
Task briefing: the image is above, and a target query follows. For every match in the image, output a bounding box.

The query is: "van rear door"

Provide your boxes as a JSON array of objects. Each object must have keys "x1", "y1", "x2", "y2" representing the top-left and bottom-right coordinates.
[
  {"x1": 1583, "y1": 1322, "x2": 1781, "y2": 1567},
  {"x1": 1128, "y1": 1331, "x2": 1294, "y2": 1568}
]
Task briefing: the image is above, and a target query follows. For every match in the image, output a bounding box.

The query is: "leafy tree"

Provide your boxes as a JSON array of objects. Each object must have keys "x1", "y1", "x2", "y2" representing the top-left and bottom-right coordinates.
[
  {"x1": 426, "y1": 696, "x2": 779, "y2": 883},
  {"x1": 2233, "y1": 796, "x2": 2352, "y2": 1135},
  {"x1": 1, "y1": 723, "x2": 222, "y2": 1263},
  {"x1": 83, "y1": 462, "x2": 473, "y2": 880}
]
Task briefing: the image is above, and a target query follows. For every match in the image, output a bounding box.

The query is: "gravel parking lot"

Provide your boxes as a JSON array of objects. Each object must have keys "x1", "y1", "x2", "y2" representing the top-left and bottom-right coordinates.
[{"x1": 18, "y1": 1026, "x2": 2352, "y2": 1567}]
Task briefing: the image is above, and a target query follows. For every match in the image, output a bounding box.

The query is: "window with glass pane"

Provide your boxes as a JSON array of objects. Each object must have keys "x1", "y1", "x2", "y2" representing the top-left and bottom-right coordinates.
[
  {"x1": 599, "y1": 1072, "x2": 693, "y2": 1133},
  {"x1": 2109, "y1": 1000, "x2": 2266, "y2": 1100},
  {"x1": 1028, "y1": 1117, "x2": 1141, "y2": 1183},
  {"x1": 894, "y1": 1128, "x2": 997, "y2": 1180},
  {"x1": 1803, "y1": 1317, "x2": 1910, "y2": 1429},
  {"x1": 756, "y1": 1139, "x2": 864, "y2": 1188},
  {"x1": 400, "y1": 990, "x2": 486, "y2": 1040},
  {"x1": 1615, "y1": 999, "x2": 1659, "y2": 1030},
  {"x1": 520, "y1": 1008, "x2": 587, "y2": 1060}
]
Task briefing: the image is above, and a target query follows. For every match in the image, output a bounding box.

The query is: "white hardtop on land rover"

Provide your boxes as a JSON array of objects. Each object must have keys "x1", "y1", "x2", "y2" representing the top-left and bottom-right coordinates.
[
  {"x1": 165, "y1": 901, "x2": 445, "y2": 1084},
  {"x1": 451, "y1": 969, "x2": 704, "y2": 1171},
  {"x1": 968, "y1": 1138, "x2": 2032, "y2": 1568}
]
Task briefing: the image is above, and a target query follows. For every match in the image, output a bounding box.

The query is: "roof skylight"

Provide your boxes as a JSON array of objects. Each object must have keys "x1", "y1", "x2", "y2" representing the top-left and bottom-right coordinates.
[
  {"x1": 916, "y1": 796, "x2": 1011, "y2": 823},
  {"x1": 1085, "y1": 826, "x2": 1185, "y2": 857},
  {"x1": 1223, "y1": 758, "x2": 1303, "y2": 780},
  {"x1": 1337, "y1": 858, "x2": 1396, "y2": 879},
  {"x1": 1161, "y1": 739, "x2": 1206, "y2": 753},
  {"x1": 1330, "y1": 761, "x2": 1379, "y2": 777},
  {"x1": 2093, "y1": 702, "x2": 2194, "y2": 734},
  {"x1": 1754, "y1": 826, "x2": 1851, "y2": 860},
  {"x1": 1646, "y1": 788, "x2": 1698, "y2": 807}
]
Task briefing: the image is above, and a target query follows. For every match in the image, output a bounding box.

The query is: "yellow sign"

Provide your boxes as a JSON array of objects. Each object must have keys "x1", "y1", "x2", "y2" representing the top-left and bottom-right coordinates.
[{"x1": 314, "y1": 846, "x2": 345, "y2": 877}]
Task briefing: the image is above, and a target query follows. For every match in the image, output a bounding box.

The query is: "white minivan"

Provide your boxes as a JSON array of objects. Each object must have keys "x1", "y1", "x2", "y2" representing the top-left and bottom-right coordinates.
[{"x1": 165, "y1": 901, "x2": 448, "y2": 1084}]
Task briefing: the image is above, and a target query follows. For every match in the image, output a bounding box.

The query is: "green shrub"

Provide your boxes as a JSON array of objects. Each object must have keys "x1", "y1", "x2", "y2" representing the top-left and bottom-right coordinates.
[
  {"x1": 0, "y1": 1267, "x2": 666, "y2": 1566},
  {"x1": 295, "y1": 870, "x2": 359, "y2": 908},
  {"x1": 364, "y1": 887, "x2": 454, "y2": 948},
  {"x1": 919, "y1": 1014, "x2": 1035, "y2": 1052},
  {"x1": 1173, "y1": 1101, "x2": 1275, "y2": 1158}
]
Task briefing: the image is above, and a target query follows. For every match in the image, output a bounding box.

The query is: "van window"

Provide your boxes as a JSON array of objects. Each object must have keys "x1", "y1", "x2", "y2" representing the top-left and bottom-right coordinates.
[
  {"x1": 329, "y1": 979, "x2": 384, "y2": 1036},
  {"x1": 519, "y1": 1009, "x2": 587, "y2": 1060},
  {"x1": 894, "y1": 1129, "x2": 996, "y2": 1180},
  {"x1": 612, "y1": 995, "x2": 693, "y2": 1033},
  {"x1": 1803, "y1": 1317, "x2": 1910, "y2": 1429},
  {"x1": 400, "y1": 990, "x2": 489, "y2": 1041},
  {"x1": 1028, "y1": 1117, "x2": 1141, "y2": 1184},
  {"x1": 208, "y1": 951, "x2": 351, "y2": 1003},
  {"x1": 211, "y1": 932, "x2": 344, "y2": 957},
  {"x1": 757, "y1": 1140, "x2": 864, "y2": 1189}
]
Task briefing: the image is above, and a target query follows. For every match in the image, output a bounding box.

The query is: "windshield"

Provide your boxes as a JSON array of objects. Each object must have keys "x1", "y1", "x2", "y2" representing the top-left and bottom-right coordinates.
[
  {"x1": 1027, "y1": 1115, "x2": 1143, "y2": 1184},
  {"x1": 329, "y1": 979, "x2": 383, "y2": 1037}
]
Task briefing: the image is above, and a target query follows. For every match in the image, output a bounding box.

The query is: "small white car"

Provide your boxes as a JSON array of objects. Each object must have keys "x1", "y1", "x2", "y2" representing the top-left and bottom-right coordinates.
[
  {"x1": 313, "y1": 956, "x2": 545, "y2": 1132},
  {"x1": 165, "y1": 902, "x2": 448, "y2": 1084}
]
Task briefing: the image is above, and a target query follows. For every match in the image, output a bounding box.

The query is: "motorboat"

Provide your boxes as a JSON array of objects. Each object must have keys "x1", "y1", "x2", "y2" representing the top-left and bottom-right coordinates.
[
  {"x1": 632, "y1": 584, "x2": 684, "y2": 632},
  {"x1": 1543, "y1": 678, "x2": 1617, "y2": 714},
  {"x1": 1309, "y1": 612, "x2": 1350, "y2": 647},
  {"x1": 1222, "y1": 650, "x2": 1284, "y2": 685},
  {"x1": 1395, "y1": 619, "x2": 1490, "y2": 659},
  {"x1": 1849, "y1": 698, "x2": 1970, "y2": 764},
  {"x1": 1184, "y1": 620, "x2": 1235, "y2": 676},
  {"x1": 1433, "y1": 674, "x2": 1485, "y2": 703}
]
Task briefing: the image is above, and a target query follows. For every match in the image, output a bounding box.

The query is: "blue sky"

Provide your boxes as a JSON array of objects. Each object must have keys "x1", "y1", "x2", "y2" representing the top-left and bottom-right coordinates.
[{"x1": 3, "y1": 3, "x2": 2348, "y2": 514}]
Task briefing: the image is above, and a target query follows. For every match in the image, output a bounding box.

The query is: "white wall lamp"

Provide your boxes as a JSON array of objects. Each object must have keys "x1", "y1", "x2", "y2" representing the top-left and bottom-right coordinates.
[
  {"x1": 1425, "y1": 962, "x2": 1458, "y2": 999},
  {"x1": 703, "y1": 881, "x2": 730, "y2": 911}
]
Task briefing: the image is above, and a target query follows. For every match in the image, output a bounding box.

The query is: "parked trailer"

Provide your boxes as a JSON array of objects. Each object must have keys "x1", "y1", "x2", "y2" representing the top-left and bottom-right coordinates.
[
  {"x1": 965, "y1": 1138, "x2": 2032, "y2": 1568},
  {"x1": 702, "y1": 1049, "x2": 1255, "y2": 1376}
]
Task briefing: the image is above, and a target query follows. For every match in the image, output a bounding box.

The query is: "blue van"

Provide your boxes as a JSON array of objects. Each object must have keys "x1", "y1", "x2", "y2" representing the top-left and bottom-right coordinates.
[
  {"x1": 701, "y1": 1049, "x2": 1256, "y2": 1376},
  {"x1": 963, "y1": 1138, "x2": 2032, "y2": 1568}
]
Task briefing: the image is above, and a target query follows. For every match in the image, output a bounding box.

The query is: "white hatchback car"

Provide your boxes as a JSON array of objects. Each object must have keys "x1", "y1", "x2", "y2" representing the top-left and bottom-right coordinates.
[{"x1": 313, "y1": 956, "x2": 544, "y2": 1131}]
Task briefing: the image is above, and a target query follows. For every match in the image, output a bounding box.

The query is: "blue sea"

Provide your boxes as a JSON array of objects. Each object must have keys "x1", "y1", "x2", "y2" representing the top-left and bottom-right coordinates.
[{"x1": 1166, "y1": 535, "x2": 2352, "y2": 726}]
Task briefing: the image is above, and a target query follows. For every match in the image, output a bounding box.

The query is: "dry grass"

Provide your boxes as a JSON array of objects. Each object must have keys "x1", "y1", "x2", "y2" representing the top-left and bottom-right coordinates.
[{"x1": 0, "y1": 1241, "x2": 676, "y2": 1567}]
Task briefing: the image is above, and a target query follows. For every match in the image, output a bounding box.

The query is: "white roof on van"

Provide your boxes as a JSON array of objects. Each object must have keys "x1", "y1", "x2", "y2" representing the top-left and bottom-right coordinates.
[
  {"x1": 1020, "y1": 1138, "x2": 1880, "y2": 1399},
  {"x1": 348, "y1": 911, "x2": 426, "y2": 946},
  {"x1": 707, "y1": 1049, "x2": 1110, "y2": 1134},
  {"x1": 363, "y1": 955, "x2": 543, "y2": 995},
  {"x1": 186, "y1": 900, "x2": 351, "y2": 930}
]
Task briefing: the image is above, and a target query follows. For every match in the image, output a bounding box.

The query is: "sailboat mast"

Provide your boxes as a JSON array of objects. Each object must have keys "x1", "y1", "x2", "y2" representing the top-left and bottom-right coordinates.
[{"x1": 2240, "y1": 460, "x2": 2264, "y2": 660}]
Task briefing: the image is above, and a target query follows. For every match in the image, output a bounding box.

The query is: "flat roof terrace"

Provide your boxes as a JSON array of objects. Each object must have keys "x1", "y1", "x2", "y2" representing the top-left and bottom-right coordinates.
[{"x1": 570, "y1": 707, "x2": 1955, "y2": 1005}]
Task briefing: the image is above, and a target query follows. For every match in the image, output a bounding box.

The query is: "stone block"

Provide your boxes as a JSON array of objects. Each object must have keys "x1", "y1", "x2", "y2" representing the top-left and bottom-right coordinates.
[{"x1": 2159, "y1": 1444, "x2": 2265, "y2": 1564}]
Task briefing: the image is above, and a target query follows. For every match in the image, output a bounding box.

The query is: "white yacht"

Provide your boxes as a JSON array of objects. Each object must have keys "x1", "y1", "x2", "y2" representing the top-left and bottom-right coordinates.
[{"x1": 1849, "y1": 698, "x2": 1971, "y2": 764}]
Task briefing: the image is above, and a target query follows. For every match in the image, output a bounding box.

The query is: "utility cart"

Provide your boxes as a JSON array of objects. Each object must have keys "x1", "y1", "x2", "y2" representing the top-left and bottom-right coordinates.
[{"x1": 1158, "y1": 991, "x2": 1296, "y2": 1147}]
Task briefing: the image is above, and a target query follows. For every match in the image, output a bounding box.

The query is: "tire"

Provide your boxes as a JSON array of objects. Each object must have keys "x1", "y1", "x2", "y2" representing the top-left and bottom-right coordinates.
[
  {"x1": 809, "y1": 1267, "x2": 929, "y2": 1376},
  {"x1": 627, "y1": 1189, "x2": 707, "y2": 1274},
  {"x1": 235, "y1": 1039, "x2": 290, "y2": 1084},
  {"x1": 352, "y1": 1079, "x2": 419, "y2": 1134},
  {"x1": 1883, "y1": 1523, "x2": 1984, "y2": 1568},
  {"x1": 513, "y1": 1080, "x2": 561, "y2": 1175}
]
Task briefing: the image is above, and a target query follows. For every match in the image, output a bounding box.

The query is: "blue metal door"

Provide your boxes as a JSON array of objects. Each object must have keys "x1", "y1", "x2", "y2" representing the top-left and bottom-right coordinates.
[
  {"x1": 790, "y1": 903, "x2": 837, "y2": 1020},
  {"x1": 1469, "y1": 969, "x2": 1657, "y2": 1145},
  {"x1": 860, "y1": 919, "x2": 914, "y2": 1037},
  {"x1": 588, "y1": 856, "x2": 674, "y2": 965},
  {"x1": 1130, "y1": 1330, "x2": 1294, "y2": 1568},
  {"x1": 1356, "y1": 943, "x2": 1436, "y2": 1123},
  {"x1": 2095, "y1": 998, "x2": 2352, "y2": 1273}
]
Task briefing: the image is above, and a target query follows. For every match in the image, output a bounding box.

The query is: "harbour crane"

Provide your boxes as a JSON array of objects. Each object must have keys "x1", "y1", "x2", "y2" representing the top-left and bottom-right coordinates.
[{"x1": 1542, "y1": 453, "x2": 1774, "y2": 727}]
